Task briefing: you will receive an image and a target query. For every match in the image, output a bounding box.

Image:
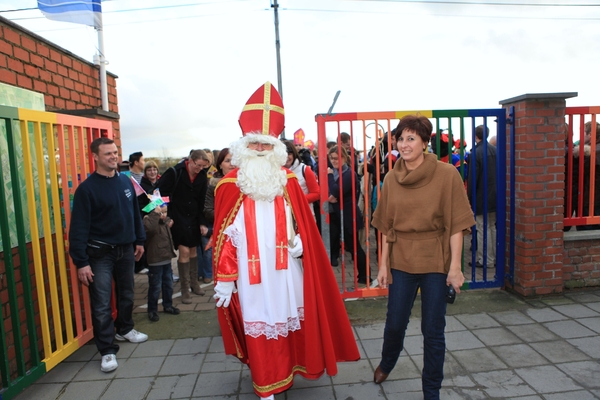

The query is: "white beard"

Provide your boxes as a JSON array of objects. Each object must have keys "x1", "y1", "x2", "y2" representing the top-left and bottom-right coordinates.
[{"x1": 231, "y1": 136, "x2": 288, "y2": 202}]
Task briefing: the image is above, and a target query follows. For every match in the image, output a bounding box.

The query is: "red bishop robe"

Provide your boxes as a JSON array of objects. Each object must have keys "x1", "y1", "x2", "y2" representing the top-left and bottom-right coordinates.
[{"x1": 213, "y1": 168, "x2": 360, "y2": 397}]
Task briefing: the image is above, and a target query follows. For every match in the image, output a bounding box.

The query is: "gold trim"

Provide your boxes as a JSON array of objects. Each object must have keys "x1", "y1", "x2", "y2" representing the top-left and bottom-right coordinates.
[
  {"x1": 215, "y1": 177, "x2": 237, "y2": 193},
  {"x1": 223, "y1": 307, "x2": 243, "y2": 359},
  {"x1": 253, "y1": 365, "x2": 307, "y2": 393},
  {"x1": 214, "y1": 190, "x2": 244, "y2": 271}
]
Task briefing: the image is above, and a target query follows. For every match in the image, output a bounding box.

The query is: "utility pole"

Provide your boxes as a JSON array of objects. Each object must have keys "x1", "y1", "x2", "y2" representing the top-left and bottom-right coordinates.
[{"x1": 272, "y1": 0, "x2": 285, "y2": 138}]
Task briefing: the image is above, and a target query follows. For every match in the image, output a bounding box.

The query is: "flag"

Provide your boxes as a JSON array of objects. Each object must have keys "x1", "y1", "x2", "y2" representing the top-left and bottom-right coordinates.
[
  {"x1": 130, "y1": 176, "x2": 146, "y2": 197},
  {"x1": 38, "y1": 0, "x2": 102, "y2": 28}
]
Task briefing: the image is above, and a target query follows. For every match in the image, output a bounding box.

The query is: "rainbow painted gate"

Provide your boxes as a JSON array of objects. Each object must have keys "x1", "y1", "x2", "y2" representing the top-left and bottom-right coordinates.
[
  {"x1": 315, "y1": 108, "x2": 510, "y2": 299},
  {"x1": 0, "y1": 105, "x2": 111, "y2": 400}
]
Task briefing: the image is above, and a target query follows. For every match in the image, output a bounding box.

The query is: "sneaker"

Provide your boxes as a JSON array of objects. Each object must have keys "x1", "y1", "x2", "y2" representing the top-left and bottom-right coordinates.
[
  {"x1": 173, "y1": 274, "x2": 180, "y2": 282},
  {"x1": 115, "y1": 329, "x2": 148, "y2": 343},
  {"x1": 101, "y1": 354, "x2": 118, "y2": 372},
  {"x1": 163, "y1": 306, "x2": 180, "y2": 315},
  {"x1": 138, "y1": 268, "x2": 149, "y2": 274},
  {"x1": 148, "y1": 312, "x2": 160, "y2": 322}
]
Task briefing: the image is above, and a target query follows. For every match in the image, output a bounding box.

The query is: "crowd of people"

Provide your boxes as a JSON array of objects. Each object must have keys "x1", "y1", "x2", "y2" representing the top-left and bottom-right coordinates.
[{"x1": 71, "y1": 77, "x2": 533, "y2": 399}]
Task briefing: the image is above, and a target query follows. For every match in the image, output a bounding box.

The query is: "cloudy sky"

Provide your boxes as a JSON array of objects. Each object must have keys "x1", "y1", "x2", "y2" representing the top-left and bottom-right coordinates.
[{"x1": 2, "y1": 0, "x2": 600, "y2": 158}]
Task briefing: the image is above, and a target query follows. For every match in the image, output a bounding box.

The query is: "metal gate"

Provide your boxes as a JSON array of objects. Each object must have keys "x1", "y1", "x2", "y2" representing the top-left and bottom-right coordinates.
[{"x1": 315, "y1": 108, "x2": 512, "y2": 298}]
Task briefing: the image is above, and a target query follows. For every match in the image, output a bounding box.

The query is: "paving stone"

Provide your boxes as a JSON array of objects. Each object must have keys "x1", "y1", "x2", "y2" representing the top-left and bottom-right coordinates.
[
  {"x1": 471, "y1": 327, "x2": 522, "y2": 346},
  {"x1": 380, "y1": 377, "x2": 422, "y2": 396},
  {"x1": 371, "y1": 355, "x2": 422, "y2": 380},
  {"x1": 114, "y1": 356, "x2": 164, "y2": 378},
  {"x1": 577, "y1": 316, "x2": 600, "y2": 333},
  {"x1": 13, "y1": 383, "x2": 65, "y2": 400},
  {"x1": 63, "y1": 344, "x2": 98, "y2": 362},
  {"x1": 287, "y1": 385, "x2": 336, "y2": 399},
  {"x1": 556, "y1": 361, "x2": 600, "y2": 388},
  {"x1": 472, "y1": 369, "x2": 535, "y2": 398},
  {"x1": 331, "y1": 359, "x2": 374, "y2": 384},
  {"x1": 452, "y1": 348, "x2": 508, "y2": 373},
  {"x1": 130, "y1": 339, "x2": 174, "y2": 357},
  {"x1": 201, "y1": 352, "x2": 243, "y2": 372},
  {"x1": 403, "y1": 334, "x2": 424, "y2": 355},
  {"x1": 291, "y1": 372, "x2": 332, "y2": 389},
  {"x1": 360, "y1": 337, "x2": 383, "y2": 359},
  {"x1": 354, "y1": 323, "x2": 384, "y2": 340},
  {"x1": 160, "y1": 354, "x2": 204, "y2": 376},
  {"x1": 170, "y1": 337, "x2": 211, "y2": 355},
  {"x1": 489, "y1": 343, "x2": 549, "y2": 368},
  {"x1": 58, "y1": 380, "x2": 110, "y2": 400},
  {"x1": 146, "y1": 374, "x2": 198, "y2": 400},
  {"x1": 515, "y1": 365, "x2": 583, "y2": 393},
  {"x1": 525, "y1": 308, "x2": 568, "y2": 323},
  {"x1": 530, "y1": 340, "x2": 590, "y2": 363},
  {"x1": 489, "y1": 310, "x2": 535, "y2": 326},
  {"x1": 455, "y1": 313, "x2": 500, "y2": 329},
  {"x1": 238, "y1": 368, "x2": 254, "y2": 394},
  {"x1": 334, "y1": 382, "x2": 387, "y2": 399},
  {"x1": 441, "y1": 353, "x2": 470, "y2": 380},
  {"x1": 542, "y1": 391, "x2": 598, "y2": 400},
  {"x1": 439, "y1": 387, "x2": 489, "y2": 399},
  {"x1": 567, "y1": 336, "x2": 600, "y2": 358},
  {"x1": 507, "y1": 323, "x2": 559, "y2": 342},
  {"x1": 552, "y1": 304, "x2": 600, "y2": 319},
  {"x1": 37, "y1": 361, "x2": 87, "y2": 383},
  {"x1": 192, "y1": 371, "x2": 240, "y2": 397},
  {"x1": 207, "y1": 336, "x2": 224, "y2": 353},
  {"x1": 100, "y1": 377, "x2": 154, "y2": 400},
  {"x1": 584, "y1": 302, "x2": 600, "y2": 313},
  {"x1": 544, "y1": 320, "x2": 597, "y2": 339},
  {"x1": 72, "y1": 359, "x2": 119, "y2": 381},
  {"x1": 540, "y1": 297, "x2": 575, "y2": 306},
  {"x1": 563, "y1": 292, "x2": 600, "y2": 303},
  {"x1": 445, "y1": 315, "x2": 467, "y2": 332},
  {"x1": 445, "y1": 330, "x2": 485, "y2": 351}
]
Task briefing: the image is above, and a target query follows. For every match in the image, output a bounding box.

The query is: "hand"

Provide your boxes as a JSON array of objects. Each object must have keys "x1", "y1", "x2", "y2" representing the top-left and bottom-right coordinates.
[
  {"x1": 213, "y1": 281, "x2": 236, "y2": 308},
  {"x1": 134, "y1": 245, "x2": 144, "y2": 262},
  {"x1": 327, "y1": 167, "x2": 333, "y2": 174},
  {"x1": 327, "y1": 195, "x2": 338, "y2": 203},
  {"x1": 200, "y1": 225, "x2": 208, "y2": 236},
  {"x1": 446, "y1": 266, "x2": 465, "y2": 294},
  {"x1": 288, "y1": 234, "x2": 303, "y2": 258},
  {"x1": 377, "y1": 268, "x2": 389, "y2": 289},
  {"x1": 167, "y1": 220, "x2": 174, "y2": 228},
  {"x1": 78, "y1": 266, "x2": 94, "y2": 287}
]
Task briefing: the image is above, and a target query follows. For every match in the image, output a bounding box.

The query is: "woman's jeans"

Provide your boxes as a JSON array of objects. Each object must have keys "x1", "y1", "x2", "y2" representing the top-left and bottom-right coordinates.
[
  {"x1": 147, "y1": 262, "x2": 174, "y2": 313},
  {"x1": 380, "y1": 269, "x2": 448, "y2": 400},
  {"x1": 197, "y1": 231, "x2": 213, "y2": 280},
  {"x1": 88, "y1": 244, "x2": 135, "y2": 356}
]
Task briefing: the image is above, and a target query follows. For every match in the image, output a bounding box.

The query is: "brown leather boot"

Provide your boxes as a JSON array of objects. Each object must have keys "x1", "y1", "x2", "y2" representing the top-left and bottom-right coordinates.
[
  {"x1": 178, "y1": 261, "x2": 192, "y2": 304},
  {"x1": 189, "y1": 256, "x2": 205, "y2": 296}
]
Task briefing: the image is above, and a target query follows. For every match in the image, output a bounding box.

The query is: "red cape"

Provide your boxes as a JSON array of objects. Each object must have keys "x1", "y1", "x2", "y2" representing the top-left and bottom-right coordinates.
[{"x1": 213, "y1": 168, "x2": 359, "y2": 376}]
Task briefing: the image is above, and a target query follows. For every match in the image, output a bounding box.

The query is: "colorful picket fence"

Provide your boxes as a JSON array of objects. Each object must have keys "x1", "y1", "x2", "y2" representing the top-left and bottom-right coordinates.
[{"x1": 0, "y1": 105, "x2": 112, "y2": 400}]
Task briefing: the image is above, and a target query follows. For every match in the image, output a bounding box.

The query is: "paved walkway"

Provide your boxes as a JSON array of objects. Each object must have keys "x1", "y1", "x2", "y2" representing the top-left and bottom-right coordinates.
[{"x1": 14, "y1": 286, "x2": 600, "y2": 400}]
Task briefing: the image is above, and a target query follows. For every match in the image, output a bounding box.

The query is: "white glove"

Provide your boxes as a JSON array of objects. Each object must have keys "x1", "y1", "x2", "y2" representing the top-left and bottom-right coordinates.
[
  {"x1": 213, "y1": 281, "x2": 236, "y2": 308},
  {"x1": 288, "y1": 234, "x2": 303, "y2": 258}
]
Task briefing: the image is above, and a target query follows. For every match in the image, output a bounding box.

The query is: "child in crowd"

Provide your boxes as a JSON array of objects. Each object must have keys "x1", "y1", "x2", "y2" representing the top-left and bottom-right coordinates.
[{"x1": 143, "y1": 204, "x2": 180, "y2": 321}]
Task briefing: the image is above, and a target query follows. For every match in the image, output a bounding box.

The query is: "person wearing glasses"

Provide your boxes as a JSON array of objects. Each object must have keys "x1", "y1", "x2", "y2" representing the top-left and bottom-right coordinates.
[{"x1": 156, "y1": 149, "x2": 210, "y2": 303}]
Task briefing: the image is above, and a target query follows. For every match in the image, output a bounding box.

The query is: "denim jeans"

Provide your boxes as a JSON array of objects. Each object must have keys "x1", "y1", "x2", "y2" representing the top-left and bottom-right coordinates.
[
  {"x1": 147, "y1": 262, "x2": 174, "y2": 313},
  {"x1": 329, "y1": 212, "x2": 367, "y2": 282},
  {"x1": 379, "y1": 269, "x2": 448, "y2": 400},
  {"x1": 197, "y1": 234, "x2": 213, "y2": 279},
  {"x1": 88, "y1": 244, "x2": 135, "y2": 356}
]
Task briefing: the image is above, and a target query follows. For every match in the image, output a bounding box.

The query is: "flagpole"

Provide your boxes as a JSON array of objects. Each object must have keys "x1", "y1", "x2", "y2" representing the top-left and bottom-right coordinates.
[{"x1": 95, "y1": 12, "x2": 109, "y2": 112}]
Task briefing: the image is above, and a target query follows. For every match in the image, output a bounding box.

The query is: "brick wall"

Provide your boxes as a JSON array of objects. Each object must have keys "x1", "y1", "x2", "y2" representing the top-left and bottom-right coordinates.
[
  {"x1": 563, "y1": 232, "x2": 600, "y2": 289},
  {"x1": 0, "y1": 16, "x2": 122, "y2": 151}
]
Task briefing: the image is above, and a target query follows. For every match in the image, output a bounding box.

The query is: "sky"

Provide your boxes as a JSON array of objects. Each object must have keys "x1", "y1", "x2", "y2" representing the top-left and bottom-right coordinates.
[{"x1": 2, "y1": 0, "x2": 600, "y2": 158}]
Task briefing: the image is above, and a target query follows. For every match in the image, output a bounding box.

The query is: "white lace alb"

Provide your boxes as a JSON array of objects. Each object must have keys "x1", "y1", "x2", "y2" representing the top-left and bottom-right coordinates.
[{"x1": 244, "y1": 307, "x2": 305, "y2": 340}]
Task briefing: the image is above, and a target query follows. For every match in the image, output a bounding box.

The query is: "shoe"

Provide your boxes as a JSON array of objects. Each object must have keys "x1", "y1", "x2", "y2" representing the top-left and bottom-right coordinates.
[
  {"x1": 163, "y1": 306, "x2": 180, "y2": 315},
  {"x1": 148, "y1": 312, "x2": 159, "y2": 322},
  {"x1": 331, "y1": 260, "x2": 338, "y2": 267},
  {"x1": 138, "y1": 268, "x2": 149, "y2": 274},
  {"x1": 203, "y1": 277, "x2": 213, "y2": 284},
  {"x1": 101, "y1": 354, "x2": 118, "y2": 372},
  {"x1": 173, "y1": 274, "x2": 179, "y2": 282},
  {"x1": 115, "y1": 329, "x2": 148, "y2": 343},
  {"x1": 468, "y1": 261, "x2": 484, "y2": 268},
  {"x1": 373, "y1": 365, "x2": 389, "y2": 384}
]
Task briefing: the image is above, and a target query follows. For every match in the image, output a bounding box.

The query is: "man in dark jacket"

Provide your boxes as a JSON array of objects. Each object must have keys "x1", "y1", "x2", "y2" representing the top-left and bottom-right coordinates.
[
  {"x1": 69, "y1": 137, "x2": 147, "y2": 373},
  {"x1": 467, "y1": 125, "x2": 497, "y2": 268},
  {"x1": 156, "y1": 149, "x2": 210, "y2": 303}
]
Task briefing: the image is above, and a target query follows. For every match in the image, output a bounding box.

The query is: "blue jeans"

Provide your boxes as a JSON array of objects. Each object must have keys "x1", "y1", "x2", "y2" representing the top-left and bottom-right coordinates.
[
  {"x1": 88, "y1": 244, "x2": 135, "y2": 356},
  {"x1": 147, "y1": 262, "x2": 174, "y2": 313},
  {"x1": 197, "y1": 234, "x2": 213, "y2": 279},
  {"x1": 379, "y1": 269, "x2": 448, "y2": 400}
]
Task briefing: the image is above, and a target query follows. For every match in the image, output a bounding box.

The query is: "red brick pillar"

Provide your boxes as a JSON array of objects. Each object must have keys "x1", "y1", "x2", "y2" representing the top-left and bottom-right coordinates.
[{"x1": 499, "y1": 93, "x2": 577, "y2": 296}]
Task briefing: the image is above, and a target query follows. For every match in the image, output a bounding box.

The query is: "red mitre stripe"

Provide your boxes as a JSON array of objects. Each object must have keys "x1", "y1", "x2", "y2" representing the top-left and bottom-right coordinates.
[{"x1": 239, "y1": 82, "x2": 285, "y2": 138}]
